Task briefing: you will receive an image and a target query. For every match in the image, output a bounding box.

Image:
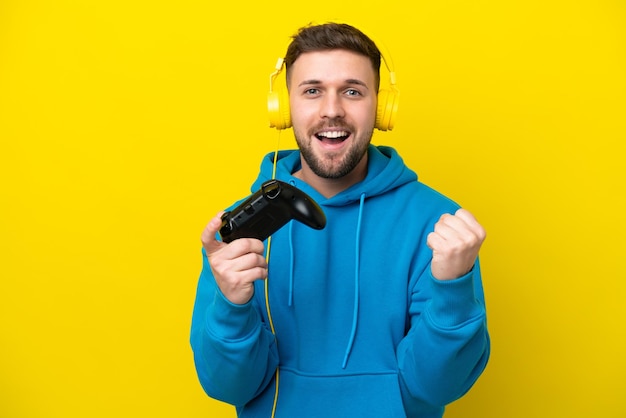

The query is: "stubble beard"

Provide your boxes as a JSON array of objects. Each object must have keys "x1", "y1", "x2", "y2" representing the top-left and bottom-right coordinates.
[{"x1": 294, "y1": 124, "x2": 374, "y2": 180}]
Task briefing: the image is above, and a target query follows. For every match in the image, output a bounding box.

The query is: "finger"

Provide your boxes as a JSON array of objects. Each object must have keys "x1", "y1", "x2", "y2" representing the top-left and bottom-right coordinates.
[
  {"x1": 234, "y1": 266, "x2": 269, "y2": 283},
  {"x1": 226, "y1": 238, "x2": 267, "y2": 261},
  {"x1": 454, "y1": 208, "x2": 487, "y2": 241},
  {"x1": 426, "y1": 231, "x2": 446, "y2": 251},
  {"x1": 212, "y1": 250, "x2": 268, "y2": 280},
  {"x1": 229, "y1": 238, "x2": 266, "y2": 267},
  {"x1": 431, "y1": 212, "x2": 479, "y2": 251},
  {"x1": 433, "y1": 213, "x2": 465, "y2": 241},
  {"x1": 201, "y1": 211, "x2": 226, "y2": 256},
  {"x1": 454, "y1": 208, "x2": 478, "y2": 230},
  {"x1": 232, "y1": 252, "x2": 268, "y2": 279},
  {"x1": 436, "y1": 210, "x2": 483, "y2": 239}
]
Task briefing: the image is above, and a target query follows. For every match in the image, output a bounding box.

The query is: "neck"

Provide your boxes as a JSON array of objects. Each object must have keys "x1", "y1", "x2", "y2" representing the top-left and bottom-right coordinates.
[{"x1": 294, "y1": 154, "x2": 369, "y2": 198}]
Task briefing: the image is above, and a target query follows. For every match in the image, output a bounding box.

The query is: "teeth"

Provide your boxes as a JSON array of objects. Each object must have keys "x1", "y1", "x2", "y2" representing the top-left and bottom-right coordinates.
[{"x1": 317, "y1": 131, "x2": 348, "y2": 139}]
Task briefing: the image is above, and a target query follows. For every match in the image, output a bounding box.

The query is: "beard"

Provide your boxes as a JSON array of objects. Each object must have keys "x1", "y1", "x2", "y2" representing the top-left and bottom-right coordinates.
[{"x1": 294, "y1": 122, "x2": 374, "y2": 179}]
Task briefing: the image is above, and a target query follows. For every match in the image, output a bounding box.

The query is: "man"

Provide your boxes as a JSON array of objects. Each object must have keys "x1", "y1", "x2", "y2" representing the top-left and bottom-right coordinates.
[{"x1": 190, "y1": 22, "x2": 489, "y2": 418}]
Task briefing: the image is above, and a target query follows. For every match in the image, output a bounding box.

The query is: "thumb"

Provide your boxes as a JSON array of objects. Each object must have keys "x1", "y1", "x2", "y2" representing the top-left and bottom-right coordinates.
[{"x1": 201, "y1": 211, "x2": 226, "y2": 256}]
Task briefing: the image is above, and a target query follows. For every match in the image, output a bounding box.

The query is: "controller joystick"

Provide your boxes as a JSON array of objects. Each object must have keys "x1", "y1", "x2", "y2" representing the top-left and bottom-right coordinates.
[{"x1": 219, "y1": 179, "x2": 326, "y2": 243}]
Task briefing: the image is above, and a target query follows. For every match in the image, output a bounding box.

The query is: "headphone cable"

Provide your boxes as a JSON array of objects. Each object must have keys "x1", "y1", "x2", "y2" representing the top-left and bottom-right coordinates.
[{"x1": 265, "y1": 129, "x2": 281, "y2": 417}]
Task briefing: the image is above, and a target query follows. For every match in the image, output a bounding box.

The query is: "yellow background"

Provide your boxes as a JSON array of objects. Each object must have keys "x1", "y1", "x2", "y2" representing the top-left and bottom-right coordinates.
[{"x1": 1, "y1": 1, "x2": 624, "y2": 417}]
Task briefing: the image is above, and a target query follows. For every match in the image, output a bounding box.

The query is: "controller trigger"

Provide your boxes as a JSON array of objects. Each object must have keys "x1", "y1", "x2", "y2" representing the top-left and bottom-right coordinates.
[{"x1": 263, "y1": 181, "x2": 281, "y2": 199}]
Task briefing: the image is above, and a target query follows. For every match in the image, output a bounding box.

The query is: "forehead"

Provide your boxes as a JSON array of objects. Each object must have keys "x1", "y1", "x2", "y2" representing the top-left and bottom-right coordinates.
[{"x1": 287, "y1": 49, "x2": 376, "y2": 87}]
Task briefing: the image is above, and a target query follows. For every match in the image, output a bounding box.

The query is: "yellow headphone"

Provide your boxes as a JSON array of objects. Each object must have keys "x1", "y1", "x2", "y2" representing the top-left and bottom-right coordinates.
[{"x1": 267, "y1": 40, "x2": 399, "y2": 131}]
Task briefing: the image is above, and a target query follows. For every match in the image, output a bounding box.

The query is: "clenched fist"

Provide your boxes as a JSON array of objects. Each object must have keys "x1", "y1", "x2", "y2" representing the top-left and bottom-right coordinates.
[
  {"x1": 427, "y1": 208, "x2": 486, "y2": 281},
  {"x1": 201, "y1": 212, "x2": 268, "y2": 305}
]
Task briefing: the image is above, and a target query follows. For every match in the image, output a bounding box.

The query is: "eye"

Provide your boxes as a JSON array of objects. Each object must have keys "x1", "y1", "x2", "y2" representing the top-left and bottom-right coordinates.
[
  {"x1": 345, "y1": 89, "x2": 362, "y2": 97},
  {"x1": 304, "y1": 88, "x2": 320, "y2": 95}
]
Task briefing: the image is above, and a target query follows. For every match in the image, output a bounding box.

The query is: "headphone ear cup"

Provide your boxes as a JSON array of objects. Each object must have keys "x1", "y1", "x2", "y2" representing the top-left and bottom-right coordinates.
[
  {"x1": 268, "y1": 88, "x2": 291, "y2": 130},
  {"x1": 375, "y1": 88, "x2": 399, "y2": 131}
]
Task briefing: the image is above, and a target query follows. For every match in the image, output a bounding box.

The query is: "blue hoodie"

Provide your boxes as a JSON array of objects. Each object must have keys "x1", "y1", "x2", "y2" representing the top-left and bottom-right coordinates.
[{"x1": 190, "y1": 145, "x2": 490, "y2": 417}]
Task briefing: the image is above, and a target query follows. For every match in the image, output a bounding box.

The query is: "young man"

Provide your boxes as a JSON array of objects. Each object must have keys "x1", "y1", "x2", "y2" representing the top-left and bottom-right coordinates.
[{"x1": 190, "y1": 23, "x2": 490, "y2": 418}]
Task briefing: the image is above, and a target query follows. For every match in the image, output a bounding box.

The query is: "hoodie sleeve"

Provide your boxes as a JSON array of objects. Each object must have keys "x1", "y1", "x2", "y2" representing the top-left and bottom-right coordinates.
[
  {"x1": 190, "y1": 249, "x2": 279, "y2": 407},
  {"x1": 396, "y1": 258, "x2": 490, "y2": 413}
]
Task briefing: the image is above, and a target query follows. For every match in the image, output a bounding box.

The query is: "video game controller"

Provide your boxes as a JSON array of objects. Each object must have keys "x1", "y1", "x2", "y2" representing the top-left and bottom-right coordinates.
[{"x1": 219, "y1": 179, "x2": 326, "y2": 243}]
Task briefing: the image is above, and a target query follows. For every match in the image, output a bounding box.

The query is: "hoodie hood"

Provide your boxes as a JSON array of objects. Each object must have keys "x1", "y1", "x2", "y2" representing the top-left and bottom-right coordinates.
[{"x1": 251, "y1": 145, "x2": 417, "y2": 205}]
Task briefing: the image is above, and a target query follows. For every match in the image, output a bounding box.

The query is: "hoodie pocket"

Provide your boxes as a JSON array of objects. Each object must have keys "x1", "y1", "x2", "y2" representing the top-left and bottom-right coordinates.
[{"x1": 264, "y1": 369, "x2": 407, "y2": 418}]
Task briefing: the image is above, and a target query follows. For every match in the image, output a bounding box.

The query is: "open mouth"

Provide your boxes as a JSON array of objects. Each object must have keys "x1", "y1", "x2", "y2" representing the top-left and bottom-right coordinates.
[{"x1": 315, "y1": 130, "x2": 351, "y2": 145}]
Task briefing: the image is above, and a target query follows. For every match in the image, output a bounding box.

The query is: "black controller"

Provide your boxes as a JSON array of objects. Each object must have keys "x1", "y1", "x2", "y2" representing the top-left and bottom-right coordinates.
[{"x1": 219, "y1": 179, "x2": 326, "y2": 243}]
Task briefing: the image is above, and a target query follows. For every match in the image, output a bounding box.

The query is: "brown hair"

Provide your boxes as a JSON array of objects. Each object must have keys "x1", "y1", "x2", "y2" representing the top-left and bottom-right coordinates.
[{"x1": 284, "y1": 23, "x2": 382, "y2": 89}]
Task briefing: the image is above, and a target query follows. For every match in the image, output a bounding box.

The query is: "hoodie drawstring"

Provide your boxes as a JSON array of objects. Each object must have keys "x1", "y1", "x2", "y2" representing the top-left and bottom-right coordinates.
[
  {"x1": 342, "y1": 192, "x2": 366, "y2": 369},
  {"x1": 284, "y1": 183, "x2": 365, "y2": 368}
]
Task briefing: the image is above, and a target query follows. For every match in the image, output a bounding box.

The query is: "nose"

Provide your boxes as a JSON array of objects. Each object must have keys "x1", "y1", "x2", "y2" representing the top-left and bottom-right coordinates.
[{"x1": 319, "y1": 93, "x2": 345, "y2": 120}]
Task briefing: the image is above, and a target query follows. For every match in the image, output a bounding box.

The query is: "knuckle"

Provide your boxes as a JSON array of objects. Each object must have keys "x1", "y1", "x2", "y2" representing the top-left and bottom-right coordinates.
[{"x1": 212, "y1": 263, "x2": 228, "y2": 277}]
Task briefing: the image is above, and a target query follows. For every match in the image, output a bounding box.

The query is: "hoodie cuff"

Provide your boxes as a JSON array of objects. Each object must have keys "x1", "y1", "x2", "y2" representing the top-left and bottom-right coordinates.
[
  {"x1": 427, "y1": 268, "x2": 484, "y2": 329},
  {"x1": 206, "y1": 289, "x2": 261, "y2": 341}
]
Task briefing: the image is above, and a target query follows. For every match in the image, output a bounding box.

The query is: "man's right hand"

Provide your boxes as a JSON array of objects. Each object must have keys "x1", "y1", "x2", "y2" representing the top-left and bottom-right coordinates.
[{"x1": 201, "y1": 212, "x2": 268, "y2": 305}]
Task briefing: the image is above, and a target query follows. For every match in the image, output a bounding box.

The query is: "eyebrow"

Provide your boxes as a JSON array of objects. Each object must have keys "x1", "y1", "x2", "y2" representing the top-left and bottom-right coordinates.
[{"x1": 297, "y1": 79, "x2": 370, "y2": 90}]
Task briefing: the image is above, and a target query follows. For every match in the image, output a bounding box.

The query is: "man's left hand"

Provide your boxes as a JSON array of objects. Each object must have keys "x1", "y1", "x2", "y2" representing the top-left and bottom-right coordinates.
[{"x1": 427, "y1": 208, "x2": 487, "y2": 281}]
